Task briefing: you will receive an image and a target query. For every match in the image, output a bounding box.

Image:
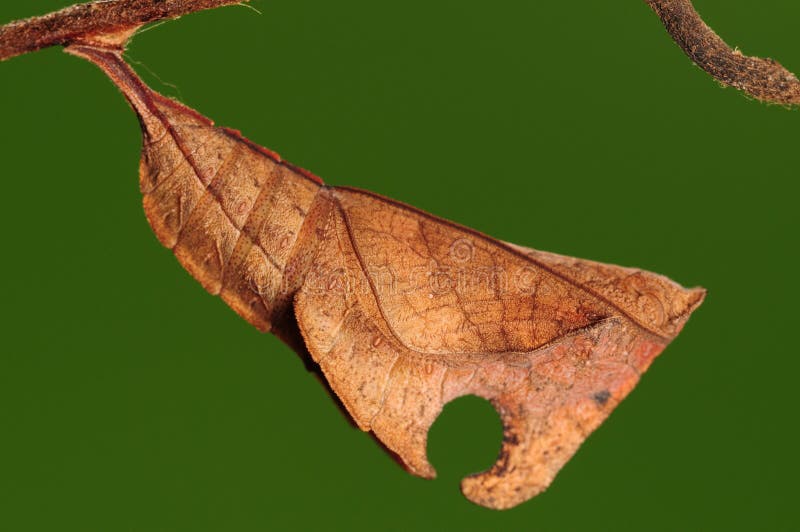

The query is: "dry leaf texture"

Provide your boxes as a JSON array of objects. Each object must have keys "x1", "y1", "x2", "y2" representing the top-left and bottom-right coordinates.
[{"x1": 64, "y1": 43, "x2": 704, "y2": 509}]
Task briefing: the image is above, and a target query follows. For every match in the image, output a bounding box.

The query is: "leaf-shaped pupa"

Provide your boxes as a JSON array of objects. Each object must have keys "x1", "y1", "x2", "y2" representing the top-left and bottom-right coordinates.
[{"x1": 63, "y1": 38, "x2": 703, "y2": 510}]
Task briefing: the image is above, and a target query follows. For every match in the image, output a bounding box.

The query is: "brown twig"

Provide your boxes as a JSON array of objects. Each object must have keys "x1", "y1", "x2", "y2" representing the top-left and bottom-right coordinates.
[
  {"x1": 0, "y1": 0, "x2": 247, "y2": 62},
  {"x1": 646, "y1": 0, "x2": 800, "y2": 105},
  {"x1": 3, "y1": 0, "x2": 797, "y2": 105}
]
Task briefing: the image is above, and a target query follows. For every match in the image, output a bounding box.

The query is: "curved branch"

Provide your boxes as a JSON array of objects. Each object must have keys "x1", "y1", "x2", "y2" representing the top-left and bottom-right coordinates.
[
  {"x1": 3, "y1": 0, "x2": 798, "y2": 105},
  {"x1": 646, "y1": 0, "x2": 800, "y2": 105},
  {"x1": 0, "y1": 0, "x2": 247, "y2": 62}
]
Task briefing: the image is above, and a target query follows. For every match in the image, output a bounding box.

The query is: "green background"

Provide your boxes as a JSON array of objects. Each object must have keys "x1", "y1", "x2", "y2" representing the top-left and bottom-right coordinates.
[{"x1": 0, "y1": 1, "x2": 796, "y2": 530}]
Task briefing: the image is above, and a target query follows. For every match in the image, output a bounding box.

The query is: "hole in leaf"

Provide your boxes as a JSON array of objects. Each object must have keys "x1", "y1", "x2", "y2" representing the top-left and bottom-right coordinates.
[{"x1": 427, "y1": 395, "x2": 502, "y2": 481}]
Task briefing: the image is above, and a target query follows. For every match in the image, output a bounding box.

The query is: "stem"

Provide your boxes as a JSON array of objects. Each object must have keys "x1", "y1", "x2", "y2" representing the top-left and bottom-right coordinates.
[
  {"x1": 0, "y1": 0, "x2": 247, "y2": 62},
  {"x1": 3, "y1": 0, "x2": 798, "y2": 105},
  {"x1": 646, "y1": 0, "x2": 800, "y2": 105}
]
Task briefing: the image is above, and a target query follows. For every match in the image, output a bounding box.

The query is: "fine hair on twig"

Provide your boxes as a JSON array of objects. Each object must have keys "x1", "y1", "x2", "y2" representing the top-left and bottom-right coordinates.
[
  {"x1": 646, "y1": 0, "x2": 800, "y2": 105},
  {"x1": 0, "y1": 0, "x2": 248, "y2": 62}
]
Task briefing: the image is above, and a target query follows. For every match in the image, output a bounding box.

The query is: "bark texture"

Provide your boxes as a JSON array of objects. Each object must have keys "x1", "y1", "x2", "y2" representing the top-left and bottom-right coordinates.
[
  {"x1": 0, "y1": 0, "x2": 246, "y2": 62},
  {"x1": 647, "y1": 0, "x2": 800, "y2": 104}
]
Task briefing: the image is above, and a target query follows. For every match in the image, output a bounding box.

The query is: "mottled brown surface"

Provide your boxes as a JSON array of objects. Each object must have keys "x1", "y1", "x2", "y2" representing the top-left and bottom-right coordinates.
[
  {"x1": 295, "y1": 189, "x2": 703, "y2": 509},
  {"x1": 646, "y1": 0, "x2": 800, "y2": 104},
  {"x1": 0, "y1": 0, "x2": 246, "y2": 62},
  {"x1": 65, "y1": 43, "x2": 703, "y2": 510},
  {"x1": 1, "y1": 0, "x2": 710, "y2": 511}
]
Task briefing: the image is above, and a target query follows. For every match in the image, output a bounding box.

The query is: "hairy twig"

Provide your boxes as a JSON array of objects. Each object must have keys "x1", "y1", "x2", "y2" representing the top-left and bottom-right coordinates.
[
  {"x1": 0, "y1": 0, "x2": 247, "y2": 62},
  {"x1": 2, "y1": 0, "x2": 796, "y2": 103},
  {"x1": 646, "y1": 0, "x2": 800, "y2": 105}
]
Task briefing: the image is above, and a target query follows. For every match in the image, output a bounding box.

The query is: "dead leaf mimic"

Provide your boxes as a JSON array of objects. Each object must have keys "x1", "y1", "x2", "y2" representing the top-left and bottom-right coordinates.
[
  {"x1": 65, "y1": 43, "x2": 703, "y2": 509},
  {"x1": 0, "y1": 0, "x2": 710, "y2": 510}
]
